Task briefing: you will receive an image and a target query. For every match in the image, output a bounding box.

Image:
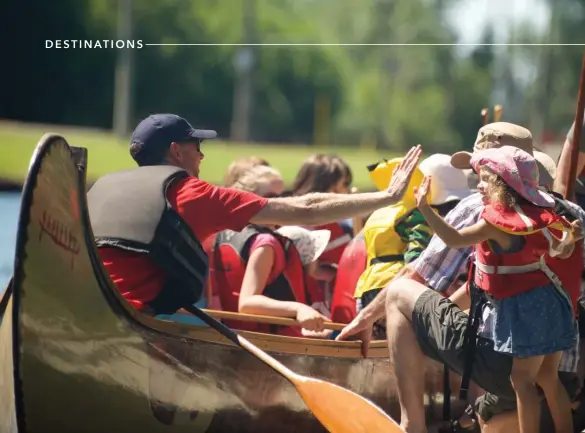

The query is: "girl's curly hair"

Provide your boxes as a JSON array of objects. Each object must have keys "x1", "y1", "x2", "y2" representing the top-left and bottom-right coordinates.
[{"x1": 484, "y1": 170, "x2": 529, "y2": 209}]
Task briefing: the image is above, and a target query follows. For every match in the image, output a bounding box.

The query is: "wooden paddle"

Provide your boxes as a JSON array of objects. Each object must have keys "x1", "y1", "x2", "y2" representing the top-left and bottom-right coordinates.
[
  {"x1": 201, "y1": 308, "x2": 347, "y2": 331},
  {"x1": 184, "y1": 304, "x2": 405, "y2": 433},
  {"x1": 493, "y1": 104, "x2": 503, "y2": 122},
  {"x1": 555, "y1": 52, "x2": 585, "y2": 201},
  {"x1": 481, "y1": 108, "x2": 489, "y2": 126}
]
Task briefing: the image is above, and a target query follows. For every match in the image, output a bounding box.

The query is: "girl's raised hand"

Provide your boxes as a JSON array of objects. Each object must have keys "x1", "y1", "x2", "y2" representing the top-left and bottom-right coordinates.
[{"x1": 414, "y1": 175, "x2": 432, "y2": 208}]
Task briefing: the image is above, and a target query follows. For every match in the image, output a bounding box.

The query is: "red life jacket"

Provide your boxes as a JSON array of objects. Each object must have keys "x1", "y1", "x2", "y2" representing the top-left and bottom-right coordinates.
[
  {"x1": 303, "y1": 221, "x2": 353, "y2": 316},
  {"x1": 544, "y1": 193, "x2": 584, "y2": 316},
  {"x1": 475, "y1": 203, "x2": 575, "y2": 303},
  {"x1": 305, "y1": 277, "x2": 329, "y2": 316},
  {"x1": 314, "y1": 221, "x2": 353, "y2": 265},
  {"x1": 330, "y1": 230, "x2": 366, "y2": 324},
  {"x1": 546, "y1": 244, "x2": 582, "y2": 317},
  {"x1": 209, "y1": 225, "x2": 307, "y2": 336}
]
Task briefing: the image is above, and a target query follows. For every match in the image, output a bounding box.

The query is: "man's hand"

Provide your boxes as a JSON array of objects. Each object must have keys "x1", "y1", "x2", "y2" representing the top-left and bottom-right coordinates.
[
  {"x1": 335, "y1": 311, "x2": 375, "y2": 358},
  {"x1": 386, "y1": 145, "x2": 423, "y2": 202}
]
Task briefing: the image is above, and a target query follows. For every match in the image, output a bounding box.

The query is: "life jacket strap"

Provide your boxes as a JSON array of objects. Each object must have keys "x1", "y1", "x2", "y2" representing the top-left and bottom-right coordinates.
[
  {"x1": 369, "y1": 254, "x2": 404, "y2": 266},
  {"x1": 475, "y1": 260, "x2": 541, "y2": 275}
]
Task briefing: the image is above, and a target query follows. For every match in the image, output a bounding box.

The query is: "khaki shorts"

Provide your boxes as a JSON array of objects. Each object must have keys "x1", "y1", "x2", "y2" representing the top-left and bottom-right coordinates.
[{"x1": 411, "y1": 289, "x2": 580, "y2": 422}]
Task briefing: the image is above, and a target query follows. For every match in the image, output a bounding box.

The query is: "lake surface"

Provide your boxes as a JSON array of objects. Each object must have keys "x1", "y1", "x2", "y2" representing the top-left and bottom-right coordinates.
[{"x1": 0, "y1": 192, "x2": 19, "y2": 295}]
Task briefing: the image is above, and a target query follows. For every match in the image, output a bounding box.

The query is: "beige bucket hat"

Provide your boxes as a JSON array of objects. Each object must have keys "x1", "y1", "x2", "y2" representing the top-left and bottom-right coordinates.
[{"x1": 450, "y1": 122, "x2": 557, "y2": 186}]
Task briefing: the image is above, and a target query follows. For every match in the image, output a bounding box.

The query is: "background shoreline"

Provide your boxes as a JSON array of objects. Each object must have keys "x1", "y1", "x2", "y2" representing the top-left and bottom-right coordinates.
[{"x1": 0, "y1": 178, "x2": 22, "y2": 192}]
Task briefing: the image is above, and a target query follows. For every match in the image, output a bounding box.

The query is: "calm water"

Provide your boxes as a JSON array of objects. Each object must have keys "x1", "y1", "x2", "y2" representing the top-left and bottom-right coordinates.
[{"x1": 0, "y1": 193, "x2": 20, "y2": 295}]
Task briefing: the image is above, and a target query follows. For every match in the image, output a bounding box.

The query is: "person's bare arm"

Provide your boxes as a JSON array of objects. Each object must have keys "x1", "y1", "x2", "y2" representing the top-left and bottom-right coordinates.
[
  {"x1": 419, "y1": 207, "x2": 501, "y2": 249},
  {"x1": 250, "y1": 145, "x2": 422, "y2": 227},
  {"x1": 238, "y1": 246, "x2": 302, "y2": 317},
  {"x1": 416, "y1": 176, "x2": 511, "y2": 249},
  {"x1": 251, "y1": 191, "x2": 397, "y2": 227},
  {"x1": 334, "y1": 265, "x2": 423, "y2": 356},
  {"x1": 357, "y1": 266, "x2": 420, "y2": 322},
  {"x1": 335, "y1": 265, "x2": 418, "y2": 334},
  {"x1": 239, "y1": 245, "x2": 329, "y2": 331}
]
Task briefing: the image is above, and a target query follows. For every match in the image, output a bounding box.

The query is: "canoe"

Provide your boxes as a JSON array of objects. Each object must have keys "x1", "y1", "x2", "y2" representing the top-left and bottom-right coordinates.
[{"x1": 0, "y1": 134, "x2": 454, "y2": 433}]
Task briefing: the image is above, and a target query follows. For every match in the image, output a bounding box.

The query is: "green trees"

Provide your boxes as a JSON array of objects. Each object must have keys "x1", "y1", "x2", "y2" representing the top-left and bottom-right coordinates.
[{"x1": 1, "y1": 0, "x2": 582, "y2": 150}]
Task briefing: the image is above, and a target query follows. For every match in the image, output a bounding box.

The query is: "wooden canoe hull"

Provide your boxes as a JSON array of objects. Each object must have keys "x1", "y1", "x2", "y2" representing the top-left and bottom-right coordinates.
[{"x1": 0, "y1": 134, "x2": 453, "y2": 433}]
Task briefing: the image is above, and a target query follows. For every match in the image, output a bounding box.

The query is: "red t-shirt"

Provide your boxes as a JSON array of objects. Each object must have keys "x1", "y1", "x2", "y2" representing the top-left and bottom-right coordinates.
[{"x1": 99, "y1": 177, "x2": 268, "y2": 310}]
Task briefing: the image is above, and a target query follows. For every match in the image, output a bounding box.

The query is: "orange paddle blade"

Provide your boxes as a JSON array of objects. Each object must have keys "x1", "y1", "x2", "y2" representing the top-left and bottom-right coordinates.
[{"x1": 295, "y1": 376, "x2": 405, "y2": 433}]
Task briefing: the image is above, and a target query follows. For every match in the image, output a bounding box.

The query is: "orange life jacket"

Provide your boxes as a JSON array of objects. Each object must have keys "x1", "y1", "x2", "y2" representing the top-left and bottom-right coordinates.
[{"x1": 209, "y1": 225, "x2": 307, "y2": 336}]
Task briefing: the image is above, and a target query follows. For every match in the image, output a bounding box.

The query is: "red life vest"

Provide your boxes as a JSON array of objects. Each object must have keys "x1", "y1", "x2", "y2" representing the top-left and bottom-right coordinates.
[
  {"x1": 314, "y1": 221, "x2": 353, "y2": 265},
  {"x1": 209, "y1": 225, "x2": 307, "y2": 336},
  {"x1": 544, "y1": 192, "x2": 584, "y2": 316},
  {"x1": 302, "y1": 221, "x2": 353, "y2": 318},
  {"x1": 475, "y1": 203, "x2": 575, "y2": 302},
  {"x1": 546, "y1": 244, "x2": 582, "y2": 317},
  {"x1": 330, "y1": 230, "x2": 366, "y2": 324}
]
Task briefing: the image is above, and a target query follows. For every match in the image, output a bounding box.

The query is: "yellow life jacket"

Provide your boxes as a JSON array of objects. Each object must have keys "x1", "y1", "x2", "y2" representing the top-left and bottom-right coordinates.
[{"x1": 354, "y1": 158, "x2": 424, "y2": 298}]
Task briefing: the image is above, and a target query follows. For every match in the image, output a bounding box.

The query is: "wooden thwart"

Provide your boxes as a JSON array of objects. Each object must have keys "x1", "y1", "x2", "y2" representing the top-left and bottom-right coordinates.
[{"x1": 202, "y1": 309, "x2": 348, "y2": 331}]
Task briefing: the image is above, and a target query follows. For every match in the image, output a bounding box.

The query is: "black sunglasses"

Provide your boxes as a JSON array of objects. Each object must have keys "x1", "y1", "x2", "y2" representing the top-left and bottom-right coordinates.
[{"x1": 176, "y1": 138, "x2": 202, "y2": 152}]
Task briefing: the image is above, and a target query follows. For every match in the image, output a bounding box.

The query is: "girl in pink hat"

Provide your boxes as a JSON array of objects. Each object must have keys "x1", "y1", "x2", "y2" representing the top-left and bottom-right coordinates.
[{"x1": 415, "y1": 145, "x2": 580, "y2": 433}]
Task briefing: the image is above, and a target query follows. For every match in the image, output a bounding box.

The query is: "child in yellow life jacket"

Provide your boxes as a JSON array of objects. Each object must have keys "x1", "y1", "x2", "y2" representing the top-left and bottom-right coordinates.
[
  {"x1": 415, "y1": 145, "x2": 579, "y2": 433},
  {"x1": 354, "y1": 154, "x2": 472, "y2": 338}
]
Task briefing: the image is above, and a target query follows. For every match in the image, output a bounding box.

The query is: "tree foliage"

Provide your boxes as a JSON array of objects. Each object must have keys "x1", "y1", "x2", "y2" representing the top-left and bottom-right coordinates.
[{"x1": 2, "y1": 0, "x2": 582, "y2": 150}]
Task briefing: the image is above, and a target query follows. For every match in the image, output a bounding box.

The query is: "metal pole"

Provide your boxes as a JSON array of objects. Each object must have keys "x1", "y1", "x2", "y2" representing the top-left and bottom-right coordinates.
[{"x1": 113, "y1": 0, "x2": 133, "y2": 139}]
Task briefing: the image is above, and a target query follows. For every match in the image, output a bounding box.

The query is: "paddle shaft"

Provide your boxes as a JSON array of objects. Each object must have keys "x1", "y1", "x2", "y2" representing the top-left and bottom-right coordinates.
[
  {"x1": 481, "y1": 108, "x2": 489, "y2": 126},
  {"x1": 184, "y1": 304, "x2": 300, "y2": 379},
  {"x1": 493, "y1": 104, "x2": 503, "y2": 122},
  {"x1": 200, "y1": 308, "x2": 346, "y2": 331},
  {"x1": 563, "y1": 53, "x2": 585, "y2": 200}
]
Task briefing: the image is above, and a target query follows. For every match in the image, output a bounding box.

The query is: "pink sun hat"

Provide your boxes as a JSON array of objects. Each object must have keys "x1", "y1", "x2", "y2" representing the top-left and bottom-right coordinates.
[{"x1": 470, "y1": 145, "x2": 555, "y2": 208}]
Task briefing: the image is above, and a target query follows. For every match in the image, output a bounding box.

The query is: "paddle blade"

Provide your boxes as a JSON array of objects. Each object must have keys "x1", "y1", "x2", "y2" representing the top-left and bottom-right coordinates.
[{"x1": 295, "y1": 377, "x2": 405, "y2": 433}]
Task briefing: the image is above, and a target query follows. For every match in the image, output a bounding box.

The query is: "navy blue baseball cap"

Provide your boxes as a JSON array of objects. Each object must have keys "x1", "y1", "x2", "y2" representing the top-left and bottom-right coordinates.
[{"x1": 130, "y1": 114, "x2": 217, "y2": 165}]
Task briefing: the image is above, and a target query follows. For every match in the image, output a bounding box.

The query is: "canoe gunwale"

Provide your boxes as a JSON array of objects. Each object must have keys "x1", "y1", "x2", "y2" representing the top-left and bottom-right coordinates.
[
  {"x1": 9, "y1": 135, "x2": 68, "y2": 432},
  {"x1": 142, "y1": 313, "x2": 391, "y2": 358}
]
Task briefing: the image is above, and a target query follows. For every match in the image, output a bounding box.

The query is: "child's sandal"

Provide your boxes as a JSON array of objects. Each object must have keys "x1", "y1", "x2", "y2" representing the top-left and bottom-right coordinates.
[{"x1": 441, "y1": 405, "x2": 480, "y2": 433}]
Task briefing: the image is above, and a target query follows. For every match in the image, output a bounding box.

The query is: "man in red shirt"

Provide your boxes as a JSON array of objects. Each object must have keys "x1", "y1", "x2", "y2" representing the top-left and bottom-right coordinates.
[{"x1": 88, "y1": 114, "x2": 422, "y2": 316}]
